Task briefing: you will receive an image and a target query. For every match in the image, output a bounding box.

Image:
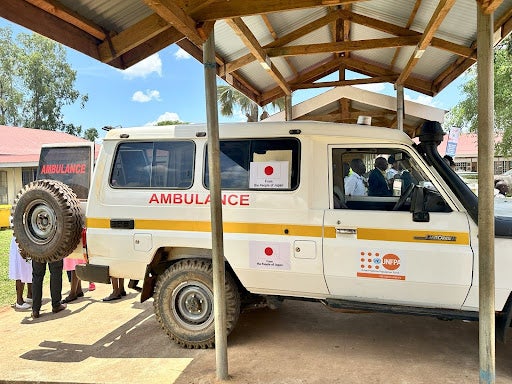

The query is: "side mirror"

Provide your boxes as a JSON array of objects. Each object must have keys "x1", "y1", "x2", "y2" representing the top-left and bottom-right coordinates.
[{"x1": 410, "y1": 186, "x2": 430, "y2": 222}]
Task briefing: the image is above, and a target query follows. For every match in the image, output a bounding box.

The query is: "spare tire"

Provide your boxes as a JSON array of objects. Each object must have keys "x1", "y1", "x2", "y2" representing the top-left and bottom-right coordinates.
[{"x1": 12, "y1": 179, "x2": 83, "y2": 262}]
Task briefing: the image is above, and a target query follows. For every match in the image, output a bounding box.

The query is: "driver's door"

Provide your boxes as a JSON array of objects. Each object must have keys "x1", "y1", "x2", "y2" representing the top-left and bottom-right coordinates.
[{"x1": 324, "y1": 145, "x2": 473, "y2": 308}]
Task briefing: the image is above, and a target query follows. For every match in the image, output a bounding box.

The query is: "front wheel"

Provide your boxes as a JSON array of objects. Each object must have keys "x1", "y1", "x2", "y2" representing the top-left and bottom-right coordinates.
[{"x1": 154, "y1": 259, "x2": 241, "y2": 349}]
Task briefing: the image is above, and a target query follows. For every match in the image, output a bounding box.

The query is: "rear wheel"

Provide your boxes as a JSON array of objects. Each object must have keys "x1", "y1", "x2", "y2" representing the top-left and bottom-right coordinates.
[
  {"x1": 12, "y1": 179, "x2": 82, "y2": 262},
  {"x1": 154, "y1": 259, "x2": 241, "y2": 348}
]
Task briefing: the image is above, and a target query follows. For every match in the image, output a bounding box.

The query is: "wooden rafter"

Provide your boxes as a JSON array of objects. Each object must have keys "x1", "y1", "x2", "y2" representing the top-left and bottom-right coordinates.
[
  {"x1": 98, "y1": 14, "x2": 178, "y2": 63},
  {"x1": 225, "y1": 17, "x2": 291, "y2": 95},
  {"x1": 267, "y1": 36, "x2": 422, "y2": 57},
  {"x1": 261, "y1": 14, "x2": 299, "y2": 78},
  {"x1": 143, "y1": 0, "x2": 204, "y2": 46},
  {"x1": 478, "y1": 0, "x2": 504, "y2": 14},
  {"x1": 0, "y1": 1, "x2": 101, "y2": 59},
  {"x1": 292, "y1": 75, "x2": 397, "y2": 90},
  {"x1": 188, "y1": 0, "x2": 369, "y2": 21},
  {"x1": 25, "y1": 0, "x2": 106, "y2": 40},
  {"x1": 396, "y1": 0, "x2": 456, "y2": 86},
  {"x1": 390, "y1": 0, "x2": 422, "y2": 70}
]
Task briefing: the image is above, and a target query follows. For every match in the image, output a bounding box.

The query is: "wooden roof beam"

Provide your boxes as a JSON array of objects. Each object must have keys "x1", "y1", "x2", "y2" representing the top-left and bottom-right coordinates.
[
  {"x1": 292, "y1": 75, "x2": 397, "y2": 90},
  {"x1": 390, "y1": 0, "x2": 422, "y2": 70},
  {"x1": 176, "y1": 39, "x2": 262, "y2": 103},
  {"x1": 189, "y1": 0, "x2": 369, "y2": 22},
  {"x1": 25, "y1": 0, "x2": 106, "y2": 40},
  {"x1": 396, "y1": 0, "x2": 456, "y2": 86},
  {"x1": 98, "y1": 14, "x2": 179, "y2": 63},
  {"x1": 226, "y1": 17, "x2": 291, "y2": 95},
  {"x1": 260, "y1": 54, "x2": 433, "y2": 104},
  {"x1": 143, "y1": 0, "x2": 204, "y2": 46},
  {"x1": 267, "y1": 36, "x2": 421, "y2": 57},
  {"x1": 478, "y1": 0, "x2": 504, "y2": 14},
  {"x1": 261, "y1": 14, "x2": 299, "y2": 77},
  {"x1": 0, "y1": 1, "x2": 101, "y2": 61}
]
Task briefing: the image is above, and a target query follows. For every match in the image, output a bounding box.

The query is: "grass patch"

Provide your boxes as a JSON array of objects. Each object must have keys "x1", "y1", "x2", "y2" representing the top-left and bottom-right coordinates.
[{"x1": 0, "y1": 229, "x2": 16, "y2": 307}]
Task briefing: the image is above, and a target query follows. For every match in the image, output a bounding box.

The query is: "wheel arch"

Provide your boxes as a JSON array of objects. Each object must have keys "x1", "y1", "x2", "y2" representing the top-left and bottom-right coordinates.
[{"x1": 140, "y1": 246, "x2": 246, "y2": 302}]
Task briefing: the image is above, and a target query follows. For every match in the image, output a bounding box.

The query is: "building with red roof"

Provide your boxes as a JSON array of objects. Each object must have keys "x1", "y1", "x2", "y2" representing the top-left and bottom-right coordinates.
[
  {"x1": 0, "y1": 125, "x2": 96, "y2": 205},
  {"x1": 438, "y1": 132, "x2": 510, "y2": 174}
]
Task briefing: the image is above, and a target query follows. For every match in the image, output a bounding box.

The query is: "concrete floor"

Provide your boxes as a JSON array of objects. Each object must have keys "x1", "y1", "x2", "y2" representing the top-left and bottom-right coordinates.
[{"x1": 0, "y1": 282, "x2": 511, "y2": 383}]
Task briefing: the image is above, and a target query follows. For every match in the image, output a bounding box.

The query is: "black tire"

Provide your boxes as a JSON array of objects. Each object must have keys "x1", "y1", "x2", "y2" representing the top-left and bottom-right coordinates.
[
  {"x1": 154, "y1": 259, "x2": 241, "y2": 349},
  {"x1": 12, "y1": 179, "x2": 83, "y2": 262}
]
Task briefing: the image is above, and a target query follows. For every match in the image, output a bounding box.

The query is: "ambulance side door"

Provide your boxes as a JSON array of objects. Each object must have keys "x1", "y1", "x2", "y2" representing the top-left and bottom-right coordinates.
[{"x1": 323, "y1": 145, "x2": 473, "y2": 309}]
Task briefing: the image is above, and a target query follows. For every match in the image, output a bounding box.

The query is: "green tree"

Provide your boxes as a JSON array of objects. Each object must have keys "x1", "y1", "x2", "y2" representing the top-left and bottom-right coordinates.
[
  {"x1": 0, "y1": 27, "x2": 87, "y2": 134},
  {"x1": 83, "y1": 128, "x2": 98, "y2": 141},
  {"x1": 447, "y1": 37, "x2": 512, "y2": 156},
  {"x1": 217, "y1": 84, "x2": 284, "y2": 122},
  {"x1": 0, "y1": 28, "x2": 22, "y2": 126}
]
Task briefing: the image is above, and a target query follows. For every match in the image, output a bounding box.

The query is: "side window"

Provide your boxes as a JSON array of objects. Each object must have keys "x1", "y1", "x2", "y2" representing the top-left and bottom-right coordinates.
[
  {"x1": 110, "y1": 141, "x2": 194, "y2": 189},
  {"x1": 332, "y1": 148, "x2": 450, "y2": 212},
  {"x1": 204, "y1": 138, "x2": 300, "y2": 190}
]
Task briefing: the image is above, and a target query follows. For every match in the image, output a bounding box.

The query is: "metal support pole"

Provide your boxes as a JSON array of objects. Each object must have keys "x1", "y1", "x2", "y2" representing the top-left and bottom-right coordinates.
[
  {"x1": 477, "y1": 8, "x2": 495, "y2": 384},
  {"x1": 285, "y1": 94, "x2": 293, "y2": 121},
  {"x1": 396, "y1": 84, "x2": 404, "y2": 131},
  {"x1": 203, "y1": 31, "x2": 229, "y2": 380}
]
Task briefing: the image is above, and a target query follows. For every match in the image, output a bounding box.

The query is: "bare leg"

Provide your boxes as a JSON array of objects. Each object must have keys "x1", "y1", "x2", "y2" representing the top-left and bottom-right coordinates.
[
  {"x1": 103, "y1": 278, "x2": 123, "y2": 301},
  {"x1": 71, "y1": 271, "x2": 83, "y2": 296},
  {"x1": 15, "y1": 280, "x2": 25, "y2": 305},
  {"x1": 27, "y1": 283, "x2": 32, "y2": 299},
  {"x1": 119, "y1": 278, "x2": 126, "y2": 296}
]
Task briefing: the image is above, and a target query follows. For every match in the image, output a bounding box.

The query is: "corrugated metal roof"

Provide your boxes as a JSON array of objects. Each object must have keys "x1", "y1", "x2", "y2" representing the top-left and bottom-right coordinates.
[{"x1": 1, "y1": 0, "x2": 511, "y2": 114}]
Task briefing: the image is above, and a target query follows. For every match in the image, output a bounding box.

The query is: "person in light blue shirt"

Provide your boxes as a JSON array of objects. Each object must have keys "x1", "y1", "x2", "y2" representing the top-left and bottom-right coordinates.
[{"x1": 344, "y1": 158, "x2": 367, "y2": 196}]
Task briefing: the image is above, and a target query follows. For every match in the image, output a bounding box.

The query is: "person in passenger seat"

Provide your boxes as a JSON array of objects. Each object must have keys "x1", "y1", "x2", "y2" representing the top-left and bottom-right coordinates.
[
  {"x1": 344, "y1": 158, "x2": 367, "y2": 196},
  {"x1": 368, "y1": 157, "x2": 392, "y2": 196}
]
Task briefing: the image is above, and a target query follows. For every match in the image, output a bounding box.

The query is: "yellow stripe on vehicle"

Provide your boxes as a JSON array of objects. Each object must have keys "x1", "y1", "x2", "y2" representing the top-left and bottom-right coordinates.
[
  {"x1": 86, "y1": 217, "x2": 333, "y2": 238},
  {"x1": 357, "y1": 228, "x2": 470, "y2": 245}
]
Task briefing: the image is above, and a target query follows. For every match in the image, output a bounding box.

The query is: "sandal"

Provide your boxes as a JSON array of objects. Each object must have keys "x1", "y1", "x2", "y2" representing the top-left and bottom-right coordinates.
[
  {"x1": 102, "y1": 294, "x2": 121, "y2": 302},
  {"x1": 61, "y1": 296, "x2": 77, "y2": 304}
]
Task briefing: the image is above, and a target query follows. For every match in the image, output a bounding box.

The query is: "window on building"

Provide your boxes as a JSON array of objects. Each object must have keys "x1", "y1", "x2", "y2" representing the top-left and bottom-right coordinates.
[
  {"x1": 0, "y1": 171, "x2": 7, "y2": 204},
  {"x1": 110, "y1": 141, "x2": 195, "y2": 189},
  {"x1": 22, "y1": 167, "x2": 37, "y2": 186},
  {"x1": 204, "y1": 138, "x2": 300, "y2": 190}
]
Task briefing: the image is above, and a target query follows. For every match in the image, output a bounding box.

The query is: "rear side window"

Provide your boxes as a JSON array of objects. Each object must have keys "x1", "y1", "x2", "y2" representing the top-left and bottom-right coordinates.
[
  {"x1": 110, "y1": 141, "x2": 195, "y2": 189},
  {"x1": 37, "y1": 146, "x2": 92, "y2": 199},
  {"x1": 204, "y1": 138, "x2": 300, "y2": 190}
]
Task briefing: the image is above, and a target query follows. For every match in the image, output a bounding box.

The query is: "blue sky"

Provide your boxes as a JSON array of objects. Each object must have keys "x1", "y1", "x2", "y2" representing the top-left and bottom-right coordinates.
[{"x1": 1, "y1": 18, "x2": 467, "y2": 140}]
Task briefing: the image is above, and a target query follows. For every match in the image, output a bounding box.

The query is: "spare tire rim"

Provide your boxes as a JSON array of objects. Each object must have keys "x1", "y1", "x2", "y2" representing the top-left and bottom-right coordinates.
[
  {"x1": 172, "y1": 281, "x2": 214, "y2": 330},
  {"x1": 24, "y1": 199, "x2": 57, "y2": 245}
]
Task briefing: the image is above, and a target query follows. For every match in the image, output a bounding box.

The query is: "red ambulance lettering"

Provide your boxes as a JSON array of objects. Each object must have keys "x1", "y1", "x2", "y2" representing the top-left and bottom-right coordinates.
[{"x1": 148, "y1": 193, "x2": 250, "y2": 206}]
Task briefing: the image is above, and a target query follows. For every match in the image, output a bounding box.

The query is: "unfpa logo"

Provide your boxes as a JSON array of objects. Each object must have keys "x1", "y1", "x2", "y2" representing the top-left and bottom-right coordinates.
[{"x1": 382, "y1": 254, "x2": 400, "y2": 271}]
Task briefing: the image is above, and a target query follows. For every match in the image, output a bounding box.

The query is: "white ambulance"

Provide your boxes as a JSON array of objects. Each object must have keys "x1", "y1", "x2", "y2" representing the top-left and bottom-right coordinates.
[{"x1": 17, "y1": 121, "x2": 512, "y2": 348}]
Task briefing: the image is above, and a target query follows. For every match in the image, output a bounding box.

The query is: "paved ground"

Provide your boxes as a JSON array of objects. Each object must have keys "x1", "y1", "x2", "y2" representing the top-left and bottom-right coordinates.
[{"x1": 0, "y1": 282, "x2": 512, "y2": 384}]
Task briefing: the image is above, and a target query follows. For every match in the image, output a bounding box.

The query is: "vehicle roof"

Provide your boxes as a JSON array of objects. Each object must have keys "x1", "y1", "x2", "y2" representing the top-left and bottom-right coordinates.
[{"x1": 104, "y1": 121, "x2": 416, "y2": 146}]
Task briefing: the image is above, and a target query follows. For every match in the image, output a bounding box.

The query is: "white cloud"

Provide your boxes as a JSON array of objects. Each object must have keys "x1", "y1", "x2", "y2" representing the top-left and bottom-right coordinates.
[
  {"x1": 354, "y1": 83, "x2": 386, "y2": 92},
  {"x1": 145, "y1": 112, "x2": 182, "y2": 126},
  {"x1": 119, "y1": 54, "x2": 162, "y2": 79},
  {"x1": 132, "y1": 89, "x2": 161, "y2": 103},
  {"x1": 405, "y1": 93, "x2": 438, "y2": 107},
  {"x1": 175, "y1": 48, "x2": 192, "y2": 60}
]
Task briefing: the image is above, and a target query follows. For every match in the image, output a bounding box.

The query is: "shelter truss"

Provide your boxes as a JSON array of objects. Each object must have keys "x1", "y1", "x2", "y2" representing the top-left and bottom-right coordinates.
[{"x1": 1, "y1": 0, "x2": 511, "y2": 124}]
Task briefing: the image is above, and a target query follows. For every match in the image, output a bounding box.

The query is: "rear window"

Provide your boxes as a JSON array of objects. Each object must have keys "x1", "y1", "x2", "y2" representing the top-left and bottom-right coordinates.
[
  {"x1": 37, "y1": 146, "x2": 92, "y2": 199},
  {"x1": 204, "y1": 138, "x2": 300, "y2": 190},
  {"x1": 110, "y1": 141, "x2": 195, "y2": 189}
]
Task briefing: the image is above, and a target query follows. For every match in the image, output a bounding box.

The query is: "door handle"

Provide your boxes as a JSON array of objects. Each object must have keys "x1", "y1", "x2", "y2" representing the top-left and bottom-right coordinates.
[{"x1": 336, "y1": 228, "x2": 356, "y2": 234}]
